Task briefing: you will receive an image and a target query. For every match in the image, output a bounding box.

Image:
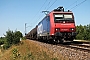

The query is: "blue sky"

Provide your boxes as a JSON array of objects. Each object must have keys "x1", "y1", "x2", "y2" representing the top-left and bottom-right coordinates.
[{"x1": 0, "y1": 0, "x2": 90, "y2": 37}]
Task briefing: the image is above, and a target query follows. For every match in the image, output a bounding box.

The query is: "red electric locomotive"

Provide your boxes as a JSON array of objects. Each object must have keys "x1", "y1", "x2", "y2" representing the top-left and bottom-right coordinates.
[{"x1": 37, "y1": 7, "x2": 76, "y2": 43}]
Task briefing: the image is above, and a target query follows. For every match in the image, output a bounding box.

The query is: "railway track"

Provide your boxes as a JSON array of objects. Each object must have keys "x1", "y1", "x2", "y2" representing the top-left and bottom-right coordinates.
[
  {"x1": 28, "y1": 39, "x2": 90, "y2": 60},
  {"x1": 57, "y1": 41, "x2": 90, "y2": 53},
  {"x1": 29, "y1": 39, "x2": 90, "y2": 53}
]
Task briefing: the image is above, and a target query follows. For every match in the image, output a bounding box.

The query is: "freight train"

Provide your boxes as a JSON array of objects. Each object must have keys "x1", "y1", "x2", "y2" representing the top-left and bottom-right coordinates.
[{"x1": 26, "y1": 6, "x2": 76, "y2": 43}]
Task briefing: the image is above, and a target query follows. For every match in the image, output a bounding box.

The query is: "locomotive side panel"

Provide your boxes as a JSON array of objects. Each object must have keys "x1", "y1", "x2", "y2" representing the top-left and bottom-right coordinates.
[{"x1": 37, "y1": 16, "x2": 50, "y2": 38}]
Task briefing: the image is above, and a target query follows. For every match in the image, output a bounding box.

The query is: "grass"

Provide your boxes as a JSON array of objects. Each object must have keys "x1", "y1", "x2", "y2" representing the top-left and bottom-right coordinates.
[{"x1": 0, "y1": 40, "x2": 69, "y2": 60}]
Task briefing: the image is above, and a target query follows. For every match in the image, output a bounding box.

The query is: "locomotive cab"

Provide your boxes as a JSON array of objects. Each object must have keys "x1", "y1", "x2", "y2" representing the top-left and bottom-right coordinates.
[{"x1": 49, "y1": 7, "x2": 76, "y2": 42}]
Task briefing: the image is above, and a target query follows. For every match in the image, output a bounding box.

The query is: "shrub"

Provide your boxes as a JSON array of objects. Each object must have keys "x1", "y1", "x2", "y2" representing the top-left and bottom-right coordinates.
[
  {"x1": 13, "y1": 31, "x2": 23, "y2": 44},
  {"x1": 0, "y1": 37, "x2": 5, "y2": 45},
  {"x1": 12, "y1": 48, "x2": 20, "y2": 60},
  {"x1": 3, "y1": 43, "x2": 11, "y2": 50},
  {"x1": 4, "y1": 29, "x2": 23, "y2": 49}
]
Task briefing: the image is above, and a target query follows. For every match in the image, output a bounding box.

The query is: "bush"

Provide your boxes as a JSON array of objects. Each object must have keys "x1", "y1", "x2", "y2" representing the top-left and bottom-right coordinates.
[
  {"x1": 3, "y1": 43, "x2": 11, "y2": 50},
  {"x1": 13, "y1": 31, "x2": 23, "y2": 44},
  {"x1": 4, "y1": 29, "x2": 23, "y2": 49},
  {"x1": 21, "y1": 37, "x2": 26, "y2": 40},
  {"x1": 76, "y1": 24, "x2": 90, "y2": 40},
  {"x1": 0, "y1": 37, "x2": 6, "y2": 45},
  {"x1": 5, "y1": 30, "x2": 14, "y2": 45},
  {"x1": 12, "y1": 48, "x2": 20, "y2": 60},
  {"x1": 0, "y1": 40, "x2": 4, "y2": 45}
]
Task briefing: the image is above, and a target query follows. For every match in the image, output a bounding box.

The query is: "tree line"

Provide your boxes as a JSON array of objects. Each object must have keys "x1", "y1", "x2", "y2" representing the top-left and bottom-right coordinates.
[{"x1": 76, "y1": 24, "x2": 90, "y2": 40}]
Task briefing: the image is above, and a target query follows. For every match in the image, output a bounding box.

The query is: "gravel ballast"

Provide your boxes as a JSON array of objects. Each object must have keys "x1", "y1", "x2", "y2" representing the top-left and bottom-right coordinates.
[{"x1": 29, "y1": 40, "x2": 90, "y2": 60}]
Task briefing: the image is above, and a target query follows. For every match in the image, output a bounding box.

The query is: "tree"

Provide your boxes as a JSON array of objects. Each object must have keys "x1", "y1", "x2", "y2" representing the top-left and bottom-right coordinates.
[
  {"x1": 0, "y1": 37, "x2": 5, "y2": 45},
  {"x1": 6, "y1": 30, "x2": 14, "y2": 44},
  {"x1": 86, "y1": 24, "x2": 90, "y2": 40},
  {"x1": 4, "y1": 30, "x2": 23, "y2": 49},
  {"x1": 13, "y1": 31, "x2": 23, "y2": 44},
  {"x1": 76, "y1": 24, "x2": 84, "y2": 40},
  {"x1": 4, "y1": 30, "x2": 14, "y2": 49},
  {"x1": 76, "y1": 24, "x2": 90, "y2": 40}
]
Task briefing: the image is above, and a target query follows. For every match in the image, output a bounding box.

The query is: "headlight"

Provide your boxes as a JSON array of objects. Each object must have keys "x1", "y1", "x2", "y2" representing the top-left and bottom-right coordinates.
[
  {"x1": 55, "y1": 28, "x2": 60, "y2": 32},
  {"x1": 70, "y1": 28, "x2": 74, "y2": 31}
]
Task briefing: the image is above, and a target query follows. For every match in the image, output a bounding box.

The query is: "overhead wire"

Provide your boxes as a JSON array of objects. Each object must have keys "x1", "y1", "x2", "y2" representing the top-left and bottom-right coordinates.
[
  {"x1": 46, "y1": 0, "x2": 57, "y2": 10},
  {"x1": 44, "y1": 0, "x2": 52, "y2": 10},
  {"x1": 37, "y1": 0, "x2": 58, "y2": 23},
  {"x1": 37, "y1": 0, "x2": 52, "y2": 22},
  {"x1": 70, "y1": 0, "x2": 87, "y2": 10},
  {"x1": 65, "y1": 0, "x2": 79, "y2": 10},
  {"x1": 28, "y1": 0, "x2": 47, "y2": 32},
  {"x1": 31, "y1": 0, "x2": 47, "y2": 21},
  {"x1": 37, "y1": 0, "x2": 52, "y2": 19}
]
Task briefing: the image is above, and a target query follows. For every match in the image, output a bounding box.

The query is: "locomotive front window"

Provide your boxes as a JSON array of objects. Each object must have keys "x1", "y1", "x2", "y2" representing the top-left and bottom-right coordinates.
[
  {"x1": 54, "y1": 14, "x2": 63, "y2": 20},
  {"x1": 54, "y1": 14, "x2": 74, "y2": 23},
  {"x1": 64, "y1": 15, "x2": 72, "y2": 19}
]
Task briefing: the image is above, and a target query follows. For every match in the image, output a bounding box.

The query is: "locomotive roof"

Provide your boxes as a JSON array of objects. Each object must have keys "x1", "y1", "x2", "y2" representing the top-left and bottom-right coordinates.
[{"x1": 49, "y1": 11, "x2": 73, "y2": 14}]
